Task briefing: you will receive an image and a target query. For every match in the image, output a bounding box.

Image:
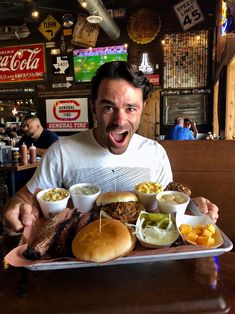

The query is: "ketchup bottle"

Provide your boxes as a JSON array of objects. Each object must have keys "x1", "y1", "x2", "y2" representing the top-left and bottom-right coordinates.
[
  {"x1": 29, "y1": 143, "x2": 37, "y2": 163},
  {"x1": 21, "y1": 142, "x2": 28, "y2": 164}
]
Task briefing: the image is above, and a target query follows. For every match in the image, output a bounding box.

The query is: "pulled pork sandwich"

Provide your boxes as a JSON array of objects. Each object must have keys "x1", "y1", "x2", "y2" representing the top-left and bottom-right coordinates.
[
  {"x1": 96, "y1": 191, "x2": 145, "y2": 223},
  {"x1": 164, "y1": 182, "x2": 191, "y2": 196},
  {"x1": 72, "y1": 218, "x2": 136, "y2": 263}
]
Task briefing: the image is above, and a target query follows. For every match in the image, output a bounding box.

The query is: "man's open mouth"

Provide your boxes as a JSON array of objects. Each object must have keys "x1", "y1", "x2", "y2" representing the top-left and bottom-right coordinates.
[{"x1": 109, "y1": 131, "x2": 128, "y2": 144}]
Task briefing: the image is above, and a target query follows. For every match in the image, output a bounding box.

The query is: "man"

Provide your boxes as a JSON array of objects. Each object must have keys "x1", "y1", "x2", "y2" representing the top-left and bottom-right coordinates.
[
  {"x1": 16, "y1": 115, "x2": 58, "y2": 157},
  {"x1": 3, "y1": 61, "x2": 218, "y2": 234},
  {"x1": 165, "y1": 116, "x2": 195, "y2": 140},
  {"x1": 10, "y1": 115, "x2": 58, "y2": 193}
]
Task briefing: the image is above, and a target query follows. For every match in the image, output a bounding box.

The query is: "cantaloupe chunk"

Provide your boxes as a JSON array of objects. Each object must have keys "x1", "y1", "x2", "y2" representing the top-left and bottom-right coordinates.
[
  {"x1": 201, "y1": 229, "x2": 213, "y2": 238},
  {"x1": 205, "y1": 224, "x2": 216, "y2": 235},
  {"x1": 186, "y1": 231, "x2": 198, "y2": 244},
  {"x1": 179, "y1": 224, "x2": 192, "y2": 234},
  {"x1": 197, "y1": 235, "x2": 215, "y2": 247}
]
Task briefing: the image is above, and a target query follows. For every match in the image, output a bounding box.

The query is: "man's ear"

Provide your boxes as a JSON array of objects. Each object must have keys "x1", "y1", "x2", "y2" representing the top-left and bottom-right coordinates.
[{"x1": 89, "y1": 100, "x2": 97, "y2": 119}]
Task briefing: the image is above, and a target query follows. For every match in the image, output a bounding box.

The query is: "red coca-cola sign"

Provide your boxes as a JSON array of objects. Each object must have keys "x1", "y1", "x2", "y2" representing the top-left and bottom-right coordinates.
[{"x1": 0, "y1": 43, "x2": 45, "y2": 83}]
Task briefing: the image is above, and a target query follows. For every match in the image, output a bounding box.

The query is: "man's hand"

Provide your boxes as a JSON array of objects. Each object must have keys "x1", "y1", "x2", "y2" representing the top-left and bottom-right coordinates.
[
  {"x1": 192, "y1": 197, "x2": 219, "y2": 223},
  {"x1": 3, "y1": 186, "x2": 39, "y2": 235}
]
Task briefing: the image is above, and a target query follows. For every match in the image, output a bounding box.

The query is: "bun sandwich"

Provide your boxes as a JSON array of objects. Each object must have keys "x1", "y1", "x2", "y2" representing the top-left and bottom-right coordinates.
[
  {"x1": 72, "y1": 218, "x2": 136, "y2": 263},
  {"x1": 96, "y1": 191, "x2": 145, "y2": 223}
]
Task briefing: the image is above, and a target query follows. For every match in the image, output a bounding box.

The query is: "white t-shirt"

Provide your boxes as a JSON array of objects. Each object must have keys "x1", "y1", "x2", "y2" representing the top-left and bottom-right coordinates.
[{"x1": 27, "y1": 129, "x2": 173, "y2": 194}]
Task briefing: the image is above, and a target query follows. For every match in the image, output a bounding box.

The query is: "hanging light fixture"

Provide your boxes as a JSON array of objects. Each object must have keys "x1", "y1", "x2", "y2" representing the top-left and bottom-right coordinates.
[
  {"x1": 77, "y1": 0, "x2": 120, "y2": 39},
  {"x1": 86, "y1": 14, "x2": 103, "y2": 24}
]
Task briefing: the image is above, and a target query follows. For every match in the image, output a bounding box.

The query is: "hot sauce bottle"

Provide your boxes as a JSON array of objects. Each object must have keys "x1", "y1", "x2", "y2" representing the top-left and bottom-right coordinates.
[
  {"x1": 21, "y1": 142, "x2": 28, "y2": 164},
  {"x1": 29, "y1": 143, "x2": 37, "y2": 163}
]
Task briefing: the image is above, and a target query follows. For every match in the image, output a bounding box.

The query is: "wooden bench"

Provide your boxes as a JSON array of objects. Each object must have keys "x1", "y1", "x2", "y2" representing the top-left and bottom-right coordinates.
[{"x1": 159, "y1": 140, "x2": 235, "y2": 246}]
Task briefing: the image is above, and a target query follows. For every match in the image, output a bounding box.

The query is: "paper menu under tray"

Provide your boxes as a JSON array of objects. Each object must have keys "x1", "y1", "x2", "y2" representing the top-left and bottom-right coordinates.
[{"x1": 4, "y1": 201, "x2": 233, "y2": 271}]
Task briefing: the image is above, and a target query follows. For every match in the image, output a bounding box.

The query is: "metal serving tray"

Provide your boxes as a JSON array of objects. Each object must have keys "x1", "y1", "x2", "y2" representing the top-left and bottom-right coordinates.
[
  {"x1": 22, "y1": 200, "x2": 233, "y2": 271},
  {"x1": 25, "y1": 233, "x2": 233, "y2": 271}
]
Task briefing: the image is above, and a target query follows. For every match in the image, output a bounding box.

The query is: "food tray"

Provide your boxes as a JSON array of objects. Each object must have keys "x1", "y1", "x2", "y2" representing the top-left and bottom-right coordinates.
[{"x1": 5, "y1": 200, "x2": 233, "y2": 271}]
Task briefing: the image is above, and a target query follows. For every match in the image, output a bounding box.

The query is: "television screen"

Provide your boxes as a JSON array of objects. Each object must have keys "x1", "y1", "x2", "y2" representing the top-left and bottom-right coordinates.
[{"x1": 73, "y1": 44, "x2": 128, "y2": 82}]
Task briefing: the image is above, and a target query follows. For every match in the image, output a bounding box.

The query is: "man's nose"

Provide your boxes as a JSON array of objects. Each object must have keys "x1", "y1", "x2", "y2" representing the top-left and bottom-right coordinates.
[{"x1": 113, "y1": 109, "x2": 125, "y2": 126}]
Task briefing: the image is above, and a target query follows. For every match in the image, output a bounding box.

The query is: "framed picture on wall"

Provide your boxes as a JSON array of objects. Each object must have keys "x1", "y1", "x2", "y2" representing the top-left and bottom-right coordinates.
[{"x1": 46, "y1": 98, "x2": 89, "y2": 132}]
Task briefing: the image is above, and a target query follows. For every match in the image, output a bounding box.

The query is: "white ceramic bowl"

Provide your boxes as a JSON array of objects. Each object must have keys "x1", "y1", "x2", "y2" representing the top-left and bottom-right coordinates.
[
  {"x1": 176, "y1": 214, "x2": 224, "y2": 248},
  {"x1": 69, "y1": 183, "x2": 101, "y2": 213},
  {"x1": 36, "y1": 188, "x2": 70, "y2": 219},
  {"x1": 156, "y1": 191, "x2": 190, "y2": 215}
]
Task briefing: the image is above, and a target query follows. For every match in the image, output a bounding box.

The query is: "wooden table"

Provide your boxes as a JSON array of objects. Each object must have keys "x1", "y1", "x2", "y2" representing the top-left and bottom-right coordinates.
[
  {"x1": 0, "y1": 234, "x2": 234, "y2": 314},
  {"x1": 0, "y1": 162, "x2": 38, "y2": 196}
]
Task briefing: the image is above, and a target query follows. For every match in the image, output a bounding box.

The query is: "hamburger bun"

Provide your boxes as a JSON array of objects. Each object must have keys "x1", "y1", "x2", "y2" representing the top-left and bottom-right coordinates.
[
  {"x1": 72, "y1": 218, "x2": 136, "y2": 263},
  {"x1": 96, "y1": 191, "x2": 138, "y2": 206},
  {"x1": 96, "y1": 191, "x2": 144, "y2": 223}
]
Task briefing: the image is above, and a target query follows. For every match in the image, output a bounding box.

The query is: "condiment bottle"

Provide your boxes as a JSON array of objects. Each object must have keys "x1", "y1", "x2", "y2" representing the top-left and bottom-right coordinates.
[
  {"x1": 29, "y1": 143, "x2": 37, "y2": 163},
  {"x1": 21, "y1": 142, "x2": 28, "y2": 164}
]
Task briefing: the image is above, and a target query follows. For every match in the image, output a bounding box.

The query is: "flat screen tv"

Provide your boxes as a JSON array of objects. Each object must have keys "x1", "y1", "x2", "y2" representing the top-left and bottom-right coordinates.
[{"x1": 73, "y1": 44, "x2": 128, "y2": 82}]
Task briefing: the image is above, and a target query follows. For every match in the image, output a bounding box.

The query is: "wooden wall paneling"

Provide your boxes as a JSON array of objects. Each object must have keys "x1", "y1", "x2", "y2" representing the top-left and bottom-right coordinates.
[
  {"x1": 213, "y1": 80, "x2": 219, "y2": 135},
  {"x1": 225, "y1": 55, "x2": 235, "y2": 139},
  {"x1": 138, "y1": 89, "x2": 160, "y2": 139}
]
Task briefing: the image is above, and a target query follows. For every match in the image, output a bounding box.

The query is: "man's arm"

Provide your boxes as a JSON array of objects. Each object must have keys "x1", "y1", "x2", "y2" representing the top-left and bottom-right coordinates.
[
  {"x1": 36, "y1": 147, "x2": 47, "y2": 157},
  {"x1": 191, "y1": 122, "x2": 198, "y2": 139}
]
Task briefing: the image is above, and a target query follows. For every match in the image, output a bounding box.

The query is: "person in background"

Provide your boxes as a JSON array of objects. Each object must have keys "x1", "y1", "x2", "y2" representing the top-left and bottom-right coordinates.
[
  {"x1": 184, "y1": 118, "x2": 198, "y2": 139},
  {"x1": 0, "y1": 123, "x2": 6, "y2": 142},
  {"x1": 3, "y1": 61, "x2": 218, "y2": 235},
  {"x1": 8, "y1": 115, "x2": 59, "y2": 193},
  {"x1": 165, "y1": 116, "x2": 195, "y2": 140},
  {"x1": 0, "y1": 123, "x2": 5, "y2": 135},
  {"x1": 16, "y1": 115, "x2": 58, "y2": 157}
]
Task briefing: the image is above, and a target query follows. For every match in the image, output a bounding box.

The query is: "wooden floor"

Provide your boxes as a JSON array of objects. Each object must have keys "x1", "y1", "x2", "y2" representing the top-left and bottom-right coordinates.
[{"x1": 159, "y1": 140, "x2": 235, "y2": 246}]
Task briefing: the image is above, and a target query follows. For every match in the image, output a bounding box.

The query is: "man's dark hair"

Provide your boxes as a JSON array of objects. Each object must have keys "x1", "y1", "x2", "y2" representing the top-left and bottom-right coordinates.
[
  {"x1": 184, "y1": 118, "x2": 192, "y2": 125},
  {"x1": 91, "y1": 61, "x2": 153, "y2": 103}
]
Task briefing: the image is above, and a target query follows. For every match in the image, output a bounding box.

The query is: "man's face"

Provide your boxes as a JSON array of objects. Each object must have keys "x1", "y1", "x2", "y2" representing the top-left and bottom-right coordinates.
[
  {"x1": 92, "y1": 78, "x2": 144, "y2": 155},
  {"x1": 22, "y1": 119, "x2": 37, "y2": 137}
]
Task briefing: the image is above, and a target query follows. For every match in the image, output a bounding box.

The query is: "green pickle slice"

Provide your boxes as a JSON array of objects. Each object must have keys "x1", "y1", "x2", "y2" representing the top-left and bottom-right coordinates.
[{"x1": 141, "y1": 212, "x2": 170, "y2": 229}]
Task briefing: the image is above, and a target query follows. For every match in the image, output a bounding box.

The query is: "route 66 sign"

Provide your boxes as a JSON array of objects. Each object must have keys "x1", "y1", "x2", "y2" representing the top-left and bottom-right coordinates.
[{"x1": 174, "y1": 0, "x2": 204, "y2": 31}]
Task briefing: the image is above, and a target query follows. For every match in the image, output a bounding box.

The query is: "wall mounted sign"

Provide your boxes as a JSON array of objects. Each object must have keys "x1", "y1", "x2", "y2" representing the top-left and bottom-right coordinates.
[
  {"x1": 146, "y1": 74, "x2": 160, "y2": 86},
  {"x1": 38, "y1": 14, "x2": 61, "y2": 41},
  {"x1": 52, "y1": 82, "x2": 72, "y2": 89},
  {"x1": 174, "y1": 0, "x2": 204, "y2": 31},
  {"x1": 128, "y1": 8, "x2": 161, "y2": 44},
  {"x1": 0, "y1": 43, "x2": 45, "y2": 83},
  {"x1": 72, "y1": 13, "x2": 100, "y2": 47},
  {"x1": 52, "y1": 55, "x2": 70, "y2": 75},
  {"x1": 46, "y1": 98, "x2": 89, "y2": 132}
]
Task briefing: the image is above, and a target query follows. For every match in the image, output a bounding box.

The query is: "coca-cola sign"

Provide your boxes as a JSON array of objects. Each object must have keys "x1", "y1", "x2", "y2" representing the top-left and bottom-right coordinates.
[{"x1": 0, "y1": 43, "x2": 45, "y2": 83}]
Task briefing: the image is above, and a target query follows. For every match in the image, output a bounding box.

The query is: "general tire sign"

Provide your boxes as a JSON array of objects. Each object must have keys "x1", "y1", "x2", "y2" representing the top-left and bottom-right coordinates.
[
  {"x1": 174, "y1": 0, "x2": 204, "y2": 31},
  {"x1": 46, "y1": 98, "x2": 89, "y2": 132}
]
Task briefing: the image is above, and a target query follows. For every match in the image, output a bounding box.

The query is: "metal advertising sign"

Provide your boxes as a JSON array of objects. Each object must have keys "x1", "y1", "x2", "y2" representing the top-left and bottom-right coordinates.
[
  {"x1": 174, "y1": 0, "x2": 204, "y2": 31},
  {"x1": 0, "y1": 43, "x2": 45, "y2": 83},
  {"x1": 46, "y1": 98, "x2": 89, "y2": 132},
  {"x1": 52, "y1": 55, "x2": 70, "y2": 75},
  {"x1": 38, "y1": 14, "x2": 61, "y2": 41}
]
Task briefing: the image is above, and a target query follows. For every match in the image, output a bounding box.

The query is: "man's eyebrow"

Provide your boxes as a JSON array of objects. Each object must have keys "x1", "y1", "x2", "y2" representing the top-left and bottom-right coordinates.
[{"x1": 99, "y1": 98, "x2": 114, "y2": 105}]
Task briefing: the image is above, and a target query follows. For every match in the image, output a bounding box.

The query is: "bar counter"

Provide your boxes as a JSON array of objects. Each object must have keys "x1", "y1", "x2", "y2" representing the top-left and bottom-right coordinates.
[{"x1": 0, "y1": 235, "x2": 234, "y2": 314}]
